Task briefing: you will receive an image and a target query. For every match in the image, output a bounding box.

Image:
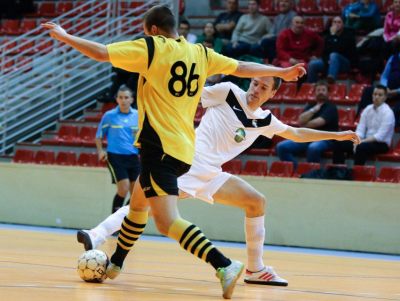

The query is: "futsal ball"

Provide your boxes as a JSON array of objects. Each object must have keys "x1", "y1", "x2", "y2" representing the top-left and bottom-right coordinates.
[{"x1": 77, "y1": 249, "x2": 109, "y2": 283}]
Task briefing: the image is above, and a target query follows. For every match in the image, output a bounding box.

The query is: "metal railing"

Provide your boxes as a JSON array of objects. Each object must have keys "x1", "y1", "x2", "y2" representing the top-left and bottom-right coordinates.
[{"x1": 0, "y1": 0, "x2": 176, "y2": 154}]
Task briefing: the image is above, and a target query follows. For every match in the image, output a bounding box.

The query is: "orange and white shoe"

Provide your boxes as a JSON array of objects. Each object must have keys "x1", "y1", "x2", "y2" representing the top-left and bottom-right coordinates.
[{"x1": 244, "y1": 266, "x2": 288, "y2": 286}]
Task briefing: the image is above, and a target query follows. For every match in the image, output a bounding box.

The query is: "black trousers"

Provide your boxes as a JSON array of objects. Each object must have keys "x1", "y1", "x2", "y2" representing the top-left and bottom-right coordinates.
[{"x1": 332, "y1": 140, "x2": 389, "y2": 165}]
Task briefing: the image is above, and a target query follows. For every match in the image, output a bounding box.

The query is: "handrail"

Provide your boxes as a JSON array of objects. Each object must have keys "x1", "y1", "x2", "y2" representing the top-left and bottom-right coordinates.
[{"x1": 0, "y1": 0, "x2": 170, "y2": 154}]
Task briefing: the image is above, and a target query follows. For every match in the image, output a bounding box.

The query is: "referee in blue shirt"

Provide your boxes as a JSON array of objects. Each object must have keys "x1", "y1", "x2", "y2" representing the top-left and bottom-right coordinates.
[{"x1": 95, "y1": 85, "x2": 140, "y2": 213}]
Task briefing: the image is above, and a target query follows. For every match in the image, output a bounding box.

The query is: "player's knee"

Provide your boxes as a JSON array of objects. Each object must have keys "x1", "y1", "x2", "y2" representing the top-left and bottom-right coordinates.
[
  {"x1": 247, "y1": 194, "x2": 266, "y2": 215},
  {"x1": 152, "y1": 216, "x2": 171, "y2": 236}
]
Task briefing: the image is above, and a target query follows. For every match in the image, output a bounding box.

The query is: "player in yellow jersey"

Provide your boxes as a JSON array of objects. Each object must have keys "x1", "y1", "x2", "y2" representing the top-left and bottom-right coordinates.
[{"x1": 42, "y1": 5, "x2": 306, "y2": 299}]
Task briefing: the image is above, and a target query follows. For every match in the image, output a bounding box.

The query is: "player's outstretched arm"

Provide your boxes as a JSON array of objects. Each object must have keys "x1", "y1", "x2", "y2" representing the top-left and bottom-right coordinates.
[
  {"x1": 278, "y1": 126, "x2": 361, "y2": 144},
  {"x1": 231, "y1": 61, "x2": 306, "y2": 82},
  {"x1": 41, "y1": 22, "x2": 109, "y2": 62}
]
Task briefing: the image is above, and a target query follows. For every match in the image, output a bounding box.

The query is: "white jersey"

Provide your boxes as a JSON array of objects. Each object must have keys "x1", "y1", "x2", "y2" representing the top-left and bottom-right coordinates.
[{"x1": 178, "y1": 82, "x2": 288, "y2": 203}]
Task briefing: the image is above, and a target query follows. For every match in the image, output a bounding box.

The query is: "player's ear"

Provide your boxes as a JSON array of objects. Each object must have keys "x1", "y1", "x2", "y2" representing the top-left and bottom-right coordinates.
[{"x1": 270, "y1": 89, "x2": 278, "y2": 98}]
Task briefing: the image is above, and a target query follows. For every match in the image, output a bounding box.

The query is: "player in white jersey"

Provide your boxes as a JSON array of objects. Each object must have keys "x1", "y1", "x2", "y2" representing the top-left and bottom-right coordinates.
[{"x1": 78, "y1": 77, "x2": 360, "y2": 285}]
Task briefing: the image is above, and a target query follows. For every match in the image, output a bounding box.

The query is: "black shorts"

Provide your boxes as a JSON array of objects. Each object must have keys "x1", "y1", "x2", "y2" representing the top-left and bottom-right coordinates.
[
  {"x1": 139, "y1": 142, "x2": 191, "y2": 198},
  {"x1": 107, "y1": 152, "x2": 140, "y2": 184}
]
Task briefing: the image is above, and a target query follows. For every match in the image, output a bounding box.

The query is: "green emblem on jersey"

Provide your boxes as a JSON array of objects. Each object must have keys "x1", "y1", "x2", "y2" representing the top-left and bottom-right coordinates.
[{"x1": 234, "y1": 128, "x2": 246, "y2": 143}]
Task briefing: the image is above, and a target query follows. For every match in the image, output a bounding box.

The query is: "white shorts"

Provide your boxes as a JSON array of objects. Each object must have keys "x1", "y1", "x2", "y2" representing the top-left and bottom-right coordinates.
[{"x1": 178, "y1": 162, "x2": 232, "y2": 204}]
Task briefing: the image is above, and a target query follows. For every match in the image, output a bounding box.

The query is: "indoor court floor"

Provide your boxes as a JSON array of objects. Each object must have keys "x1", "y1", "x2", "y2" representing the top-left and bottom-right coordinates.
[{"x1": 1, "y1": 223, "x2": 399, "y2": 301}]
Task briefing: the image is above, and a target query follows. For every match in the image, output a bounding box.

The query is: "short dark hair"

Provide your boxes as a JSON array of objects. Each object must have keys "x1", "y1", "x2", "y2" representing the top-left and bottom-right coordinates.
[
  {"x1": 374, "y1": 84, "x2": 387, "y2": 94},
  {"x1": 272, "y1": 77, "x2": 282, "y2": 91},
  {"x1": 117, "y1": 85, "x2": 133, "y2": 97},
  {"x1": 180, "y1": 19, "x2": 191, "y2": 29},
  {"x1": 315, "y1": 80, "x2": 329, "y2": 90},
  {"x1": 143, "y1": 5, "x2": 176, "y2": 33}
]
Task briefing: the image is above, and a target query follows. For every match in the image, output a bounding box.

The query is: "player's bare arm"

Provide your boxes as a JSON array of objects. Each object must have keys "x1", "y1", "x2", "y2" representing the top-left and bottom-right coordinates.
[
  {"x1": 278, "y1": 126, "x2": 361, "y2": 144},
  {"x1": 41, "y1": 22, "x2": 109, "y2": 62},
  {"x1": 232, "y1": 61, "x2": 306, "y2": 82}
]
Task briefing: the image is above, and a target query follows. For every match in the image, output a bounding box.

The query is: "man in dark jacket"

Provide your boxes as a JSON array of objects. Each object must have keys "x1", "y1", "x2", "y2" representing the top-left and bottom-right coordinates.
[{"x1": 307, "y1": 16, "x2": 356, "y2": 83}]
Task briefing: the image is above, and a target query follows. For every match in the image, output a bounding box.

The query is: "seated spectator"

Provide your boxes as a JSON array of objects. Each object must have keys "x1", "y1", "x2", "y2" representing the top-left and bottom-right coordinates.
[
  {"x1": 223, "y1": 0, "x2": 272, "y2": 58},
  {"x1": 196, "y1": 22, "x2": 223, "y2": 53},
  {"x1": 343, "y1": 0, "x2": 381, "y2": 32},
  {"x1": 276, "y1": 81, "x2": 339, "y2": 168},
  {"x1": 333, "y1": 85, "x2": 395, "y2": 165},
  {"x1": 214, "y1": 0, "x2": 243, "y2": 45},
  {"x1": 202, "y1": 38, "x2": 223, "y2": 85},
  {"x1": 275, "y1": 15, "x2": 324, "y2": 68},
  {"x1": 179, "y1": 19, "x2": 197, "y2": 43},
  {"x1": 383, "y1": 0, "x2": 400, "y2": 55},
  {"x1": 307, "y1": 16, "x2": 357, "y2": 83},
  {"x1": 251, "y1": 0, "x2": 297, "y2": 62},
  {"x1": 357, "y1": 51, "x2": 400, "y2": 127}
]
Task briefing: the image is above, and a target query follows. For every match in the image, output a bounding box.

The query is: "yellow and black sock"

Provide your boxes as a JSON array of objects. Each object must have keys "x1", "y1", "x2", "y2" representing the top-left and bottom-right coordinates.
[
  {"x1": 168, "y1": 218, "x2": 231, "y2": 270},
  {"x1": 110, "y1": 209, "x2": 148, "y2": 267}
]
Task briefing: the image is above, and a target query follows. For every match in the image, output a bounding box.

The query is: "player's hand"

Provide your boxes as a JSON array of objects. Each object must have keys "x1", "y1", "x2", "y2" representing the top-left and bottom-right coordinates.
[
  {"x1": 98, "y1": 151, "x2": 107, "y2": 162},
  {"x1": 281, "y1": 63, "x2": 307, "y2": 81},
  {"x1": 338, "y1": 131, "x2": 361, "y2": 144},
  {"x1": 41, "y1": 22, "x2": 68, "y2": 41}
]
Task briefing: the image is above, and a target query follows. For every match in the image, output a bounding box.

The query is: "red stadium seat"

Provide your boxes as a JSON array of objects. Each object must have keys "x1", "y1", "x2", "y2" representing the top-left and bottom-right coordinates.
[
  {"x1": 38, "y1": 2, "x2": 57, "y2": 17},
  {"x1": 320, "y1": 0, "x2": 341, "y2": 15},
  {"x1": 34, "y1": 150, "x2": 55, "y2": 165},
  {"x1": 92, "y1": 2, "x2": 108, "y2": 17},
  {"x1": 352, "y1": 165, "x2": 376, "y2": 182},
  {"x1": 121, "y1": 1, "x2": 146, "y2": 15},
  {"x1": 101, "y1": 102, "x2": 117, "y2": 113},
  {"x1": 2, "y1": 56, "x2": 15, "y2": 73},
  {"x1": 56, "y1": 151, "x2": 77, "y2": 166},
  {"x1": 92, "y1": 19, "x2": 107, "y2": 35},
  {"x1": 293, "y1": 83, "x2": 315, "y2": 103},
  {"x1": 259, "y1": 0, "x2": 276, "y2": 15},
  {"x1": 57, "y1": 2, "x2": 74, "y2": 15},
  {"x1": 382, "y1": 0, "x2": 393, "y2": 13},
  {"x1": 376, "y1": 140, "x2": 400, "y2": 162},
  {"x1": 35, "y1": 39, "x2": 54, "y2": 54},
  {"x1": 242, "y1": 160, "x2": 268, "y2": 176},
  {"x1": 293, "y1": 162, "x2": 320, "y2": 177},
  {"x1": 42, "y1": 125, "x2": 80, "y2": 146},
  {"x1": 376, "y1": 167, "x2": 400, "y2": 183},
  {"x1": 268, "y1": 106, "x2": 281, "y2": 119},
  {"x1": 269, "y1": 161, "x2": 294, "y2": 177},
  {"x1": 78, "y1": 153, "x2": 99, "y2": 167},
  {"x1": 70, "y1": 19, "x2": 91, "y2": 35},
  {"x1": 329, "y1": 83, "x2": 347, "y2": 103},
  {"x1": 338, "y1": 108, "x2": 356, "y2": 130},
  {"x1": 346, "y1": 84, "x2": 367, "y2": 104},
  {"x1": 304, "y1": 17, "x2": 325, "y2": 33},
  {"x1": 13, "y1": 149, "x2": 35, "y2": 163},
  {"x1": 1, "y1": 19, "x2": 21, "y2": 35},
  {"x1": 270, "y1": 82, "x2": 297, "y2": 102},
  {"x1": 222, "y1": 159, "x2": 242, "y2": 174},
  {"x1": 297, "y1": 0, "x2": 321, "y2": 14},
  {"x1": 80, "y1": 126, "x2": 97, "y2": 147},
  {"x1": 18, "y1": 39, "x2": 36, "y2": 55},
  {"x1": 16, "y1": 56, "x2": 33, "y2": 73},
  {"x1": 20, "y1": 19, "x2": 37, "y2": 34},
  {"x1": 280, "y1": 107, "x2": 303, "y2": 126}
]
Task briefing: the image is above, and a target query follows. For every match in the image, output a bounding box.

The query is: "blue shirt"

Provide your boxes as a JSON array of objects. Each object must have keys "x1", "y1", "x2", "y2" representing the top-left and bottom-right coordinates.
[{"x1": 96, "y1": 107, "x2": 139, "y2": 155}]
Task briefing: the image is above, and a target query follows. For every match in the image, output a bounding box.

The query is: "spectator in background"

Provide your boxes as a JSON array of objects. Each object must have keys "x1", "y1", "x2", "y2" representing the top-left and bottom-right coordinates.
[
  {"x1": 276, "y1": 81, "x2": 339, "y2": 168},
  {"x1": 251, "y1": 0, "x2": 297, "y2": 63},
  {"x1": 307, "y1": 16, "x2": 357, "y2": 83},
  {"x1": 178, "y1": 19, "x2": 197, "y2": 43},
  {"x1": 196, "y1": 22, "x2": 223, "y2": 53},
  {"x1": 214, "y1": 0, "x2": 243, "y2": 44},
  {"x1": 333, "y1": 85, "x2": 395, "y2": 165},
  {"x1": 275, "y1": 15, "x2": 324, "y2": 68},
  {"x1": 357, "y1": 51, "x2": 400, "y2": 127},
  {"x1": 223, "y1": 0, "x2": 272, "y2": 58},
  {"x1": 383, "y1": 0, "x2": 400, "y2": 54},
  {"x1": 95, "y1": 85, "x2": 140, "y2": 213},
  {"x1": 343, "y1": 0, "x2": 381, "y2": 32}
]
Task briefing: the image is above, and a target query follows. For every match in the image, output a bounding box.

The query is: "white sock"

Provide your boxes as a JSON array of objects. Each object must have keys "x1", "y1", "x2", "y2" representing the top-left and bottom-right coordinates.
[
  {"x1": 92, "y1": 205, "x2": 129, "y2": 238},
  {"x1": 245, "y1": 215, "x2": 265, "y2": 272}
]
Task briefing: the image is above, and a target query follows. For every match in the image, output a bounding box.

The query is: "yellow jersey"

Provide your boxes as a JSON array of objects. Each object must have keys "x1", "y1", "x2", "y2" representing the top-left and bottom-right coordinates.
[{"x1": 106, "y1": 36, "x2": 238, "y2": 164}]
